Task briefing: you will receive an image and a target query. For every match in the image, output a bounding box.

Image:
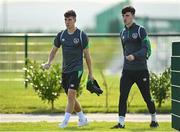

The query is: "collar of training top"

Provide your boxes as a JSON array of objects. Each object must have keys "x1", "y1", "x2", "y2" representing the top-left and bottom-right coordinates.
[{"x1": 125, "y1": 23, "x2": 136, "y2": 30}]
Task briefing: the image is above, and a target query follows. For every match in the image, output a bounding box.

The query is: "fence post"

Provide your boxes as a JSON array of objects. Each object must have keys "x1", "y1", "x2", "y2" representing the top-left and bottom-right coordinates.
[
  {"x1": 24, "y1": 34, "x2": 28, "y2": 88},
  {"x1": 171, "y1": 41, "x2": 180, "y2": 131}
]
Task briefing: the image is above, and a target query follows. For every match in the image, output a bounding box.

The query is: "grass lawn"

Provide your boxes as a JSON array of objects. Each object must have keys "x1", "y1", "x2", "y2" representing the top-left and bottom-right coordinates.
[
  {"x1": 0, "y1": 122, "x2": 174, "y2": 131},
  {"x1": 0, "y1": 73, "x2": 171, "y2": 114}
]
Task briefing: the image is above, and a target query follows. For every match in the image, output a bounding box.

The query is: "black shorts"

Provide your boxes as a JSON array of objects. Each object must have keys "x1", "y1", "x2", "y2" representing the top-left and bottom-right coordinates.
[{"x1": 62, "y1": 70, "x2": 83, "y2": 94}]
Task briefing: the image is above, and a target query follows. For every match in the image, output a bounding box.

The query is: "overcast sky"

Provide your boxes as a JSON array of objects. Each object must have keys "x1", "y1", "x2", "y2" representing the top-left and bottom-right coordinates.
[
  {"x1": 0, "y1": 0, "x2": 179, "y2": 32},
  {"x1": 1, "y1": 0, "x2": 179, "y2": 4}
]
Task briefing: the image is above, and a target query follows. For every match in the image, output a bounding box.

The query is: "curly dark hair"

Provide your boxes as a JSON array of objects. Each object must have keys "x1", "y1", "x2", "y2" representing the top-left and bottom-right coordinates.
[
  {"x1": 64, "y1": 10, "x2": 76, "y2": 18},
  {"x1": 122, "y1": 6, "x2": 135, "y2": 15}
]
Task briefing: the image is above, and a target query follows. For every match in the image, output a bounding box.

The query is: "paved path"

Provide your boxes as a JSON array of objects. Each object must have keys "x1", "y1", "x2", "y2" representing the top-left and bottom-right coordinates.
[{"x1": 0, "y1": 113, "x2": 171, "y2": 122}]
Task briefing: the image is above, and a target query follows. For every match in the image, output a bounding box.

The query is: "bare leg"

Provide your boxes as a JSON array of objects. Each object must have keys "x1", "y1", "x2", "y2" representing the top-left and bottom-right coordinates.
[
  {"x1": 66, "y1": 89, "x2": 76, "y2": 113},
  {"x1": 74, "y1": 99, "x2": 82, "y2": 112}
]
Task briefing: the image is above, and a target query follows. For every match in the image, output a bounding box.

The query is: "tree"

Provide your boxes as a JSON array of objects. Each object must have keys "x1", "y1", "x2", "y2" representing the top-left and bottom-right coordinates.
[
  {"x1": 24, "y1": 59, "x2": 63, "y2": 110},
  {"x1": 150, "y1": 68, "x2": 171, "y2": 107}
]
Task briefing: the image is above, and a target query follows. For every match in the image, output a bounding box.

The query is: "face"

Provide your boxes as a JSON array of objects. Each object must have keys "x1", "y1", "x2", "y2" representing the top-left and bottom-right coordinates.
[
  {"x1": 122, "y1": 12, "x2": 134, "y2": 26},
  {"x1": 65, "y1": 16, "x2": 76, "y2": 29}
]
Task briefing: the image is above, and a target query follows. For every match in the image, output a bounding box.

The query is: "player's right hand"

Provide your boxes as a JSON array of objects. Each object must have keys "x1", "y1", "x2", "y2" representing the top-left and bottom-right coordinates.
[
  {"x1": 41, "y1": 63, "x2": 51, "y2": 70},
  {"x1": 88, "y1": 74, "x2": 94, "y2": 81},
  {"x1": 126, "y1": 54, "x2": 135, "y2": 61}
]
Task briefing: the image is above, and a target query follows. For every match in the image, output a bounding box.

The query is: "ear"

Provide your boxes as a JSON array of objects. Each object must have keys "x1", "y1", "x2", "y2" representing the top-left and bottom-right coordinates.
[{"x1": 132, "y1": 14, "x2": 135, "y2": 18}]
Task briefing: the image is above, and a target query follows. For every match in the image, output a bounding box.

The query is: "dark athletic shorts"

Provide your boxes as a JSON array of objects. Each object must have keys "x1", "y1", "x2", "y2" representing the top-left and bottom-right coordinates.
[{"x1": 62, "y1": 70, "x2": 83, "y2": 94}]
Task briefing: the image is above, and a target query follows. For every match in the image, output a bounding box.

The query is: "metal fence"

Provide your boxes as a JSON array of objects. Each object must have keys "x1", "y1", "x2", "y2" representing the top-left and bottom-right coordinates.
[{"x1": 0, "y1": 33, "x2": 180, "y2": 88}]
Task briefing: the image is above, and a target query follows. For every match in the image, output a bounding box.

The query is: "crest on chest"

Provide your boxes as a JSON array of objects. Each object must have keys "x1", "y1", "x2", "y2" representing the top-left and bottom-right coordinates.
[
  {"x1": 132, "y1": 33, "x2": 138, "y2": 39},
  {"x1": 73, "y1": 38, "x2": 80, "y2": 45}
]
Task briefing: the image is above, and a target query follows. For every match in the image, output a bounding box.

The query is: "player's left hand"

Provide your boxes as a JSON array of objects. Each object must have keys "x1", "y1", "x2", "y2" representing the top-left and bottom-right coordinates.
[{"x1": 126, "y1": 54, "x2": 135, "y2": 61}]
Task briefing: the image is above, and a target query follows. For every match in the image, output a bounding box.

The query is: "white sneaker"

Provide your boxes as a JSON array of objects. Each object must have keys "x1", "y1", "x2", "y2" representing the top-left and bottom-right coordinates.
[
  {"x1": 59, "y1": 120, "x2": 68, "y2": 128},
  {"x1": 78, "y1": 118, "x2": 88, "y2": 127}
]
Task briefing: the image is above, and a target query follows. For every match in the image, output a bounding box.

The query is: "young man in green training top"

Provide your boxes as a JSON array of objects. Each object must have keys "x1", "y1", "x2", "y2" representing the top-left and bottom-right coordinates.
[
  {"x1": 42, "y1": 10, "x2": 94, "y2": 128},
  {"x1": 112, "y1": 6, "x2": 159, "y2": 129}
]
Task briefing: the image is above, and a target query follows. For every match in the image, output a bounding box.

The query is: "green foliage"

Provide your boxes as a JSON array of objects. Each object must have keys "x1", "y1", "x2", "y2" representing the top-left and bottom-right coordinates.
[
  {"x1": 24, "y1": 59, "x2": 63, "y2": 110},
  {"x1": 150, "y1": 68, "x2": 171, "y2": 107},
  {"x1": 24, "y1": 59, "x2": 85, "y2": 110}
]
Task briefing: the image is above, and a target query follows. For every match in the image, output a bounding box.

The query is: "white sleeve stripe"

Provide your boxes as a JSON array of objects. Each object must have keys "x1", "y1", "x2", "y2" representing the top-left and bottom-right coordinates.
[
  {"x1": 138, "y1": 26, "x2": 142, "y2": 39},
  {"x1": 60, "y1": 30, "x2": 65, "y2": 42},
  {"x1": 121, "y1": 28, "x2": 125, "y2": 38},
  {"x1": 80, "y1": 30, "x2": 83, "y2": 46}
]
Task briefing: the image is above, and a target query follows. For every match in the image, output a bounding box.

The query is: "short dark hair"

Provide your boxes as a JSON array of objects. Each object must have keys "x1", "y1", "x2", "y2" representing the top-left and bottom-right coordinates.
[
  {"x1": 122, "y1": 6, "x2": 135, "y2": 15},
  {"x1": 64, "y1": 10, "x2": 76, "y2": 18}
]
